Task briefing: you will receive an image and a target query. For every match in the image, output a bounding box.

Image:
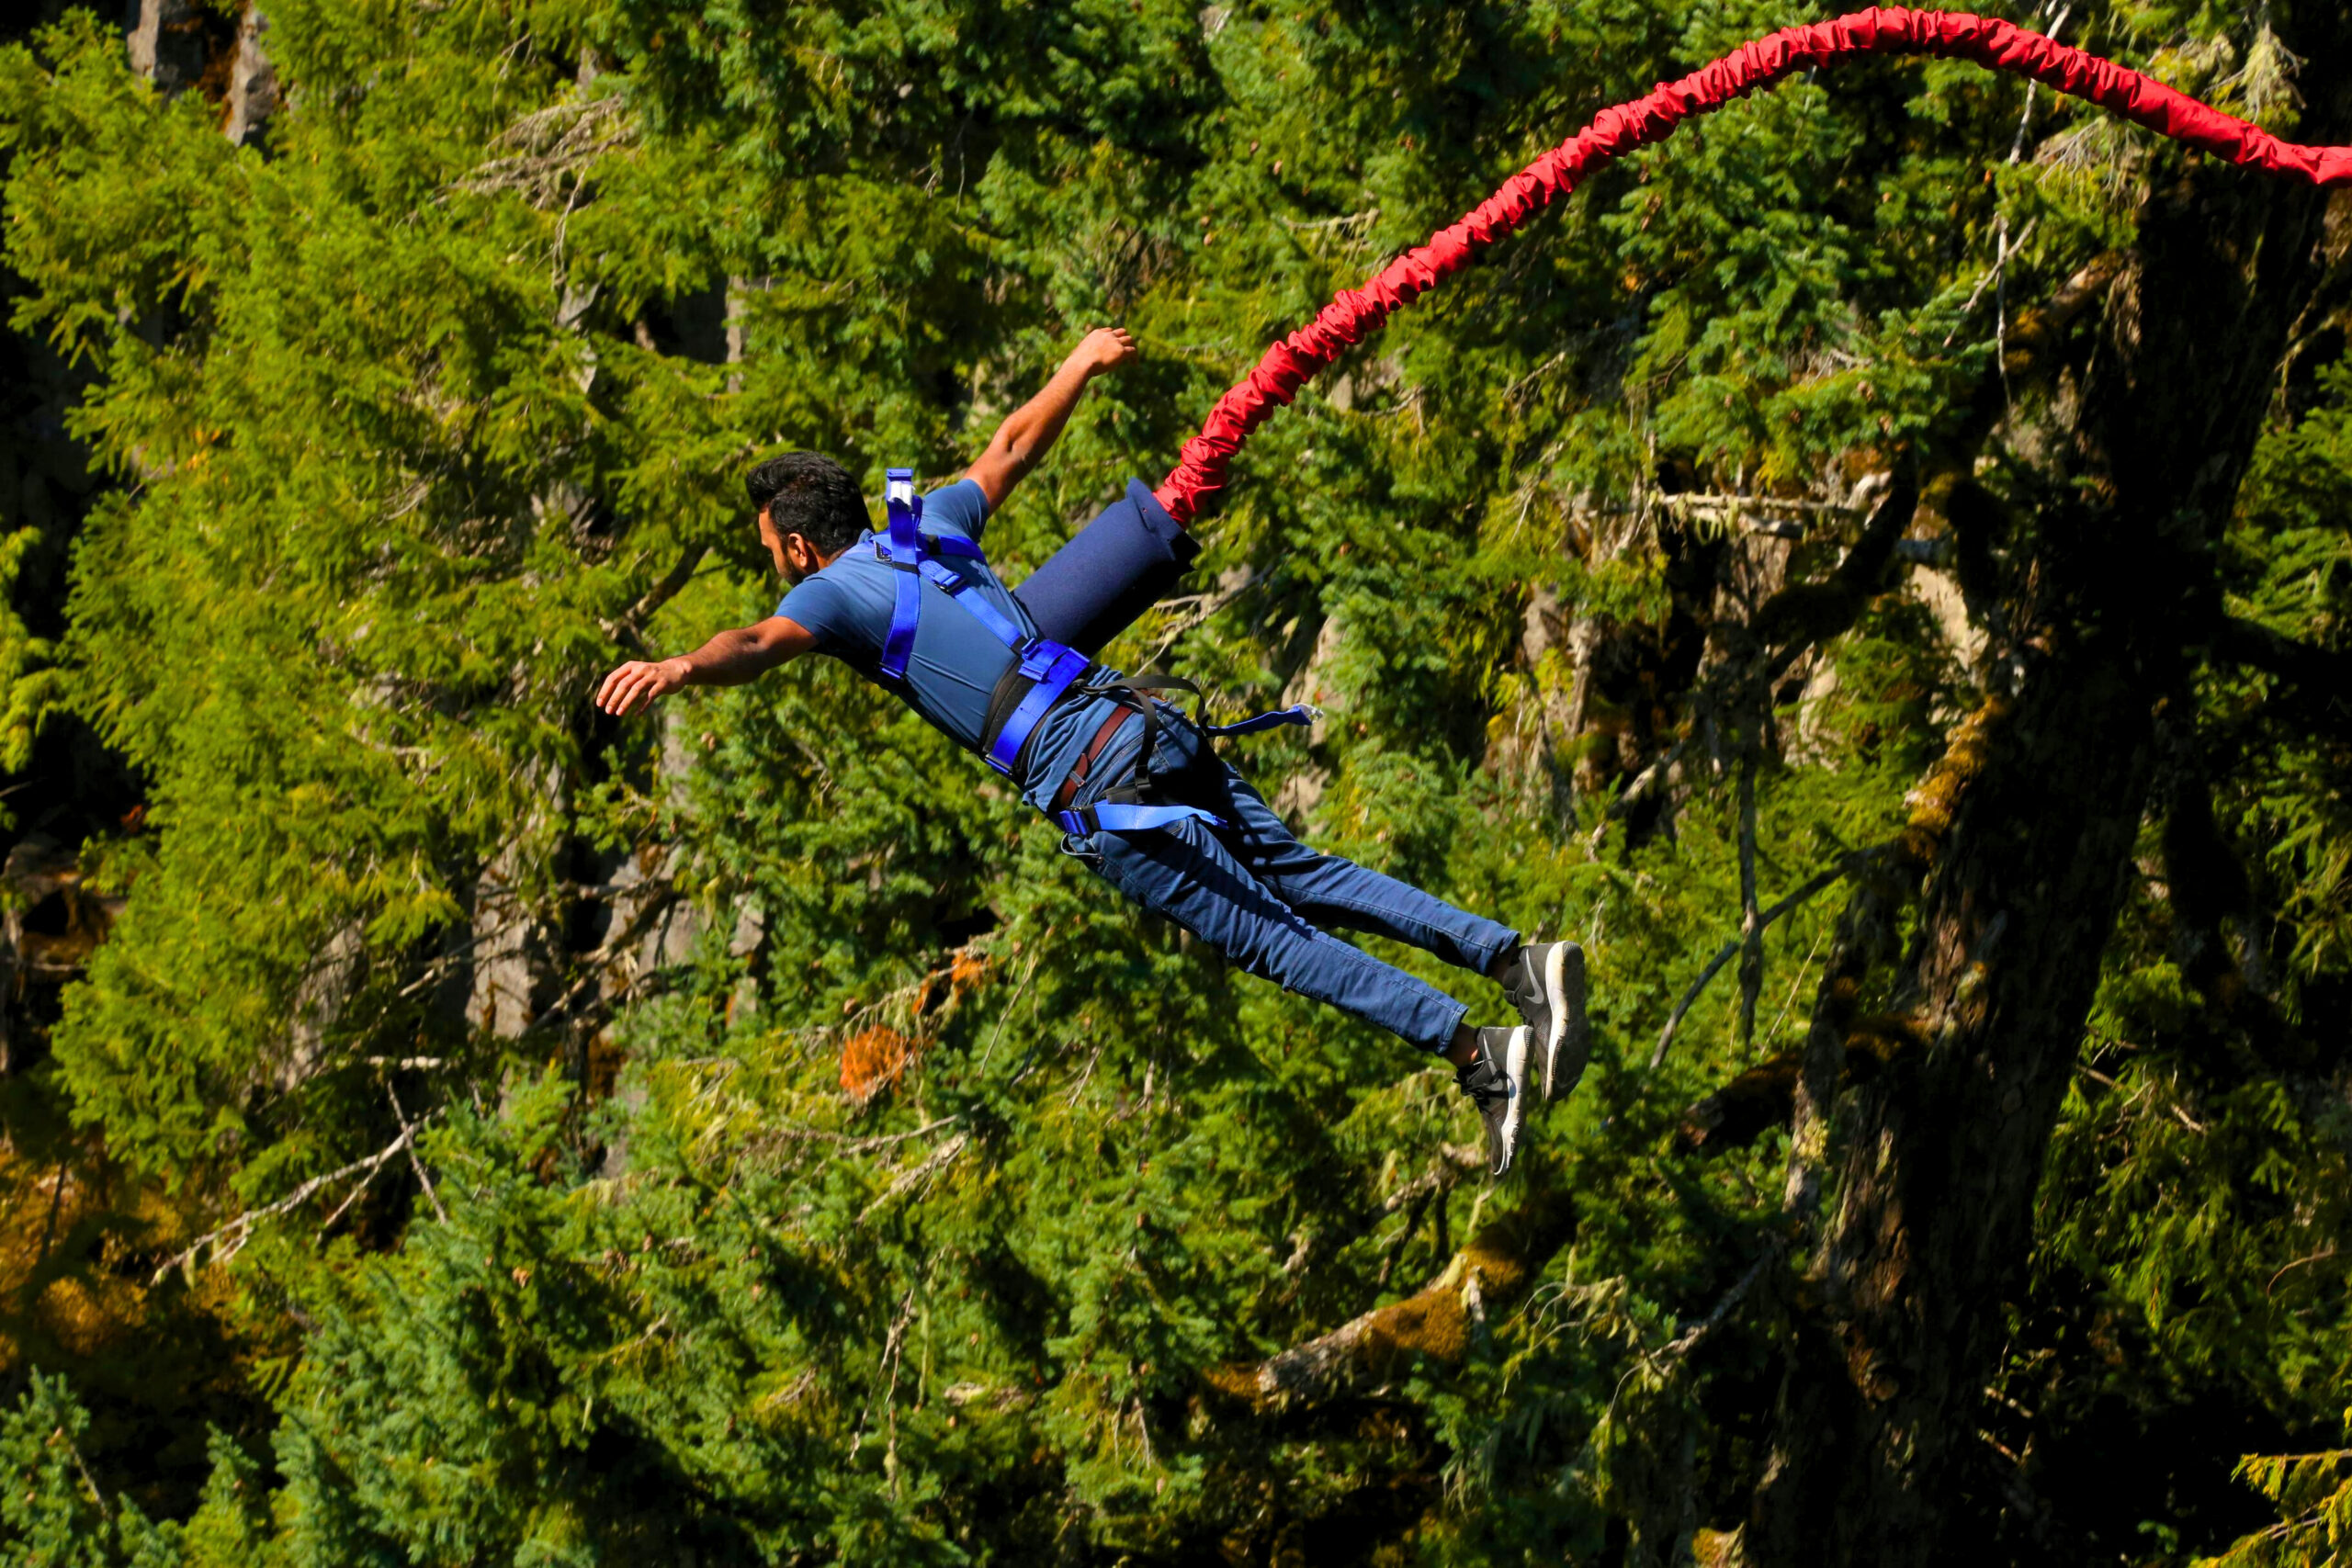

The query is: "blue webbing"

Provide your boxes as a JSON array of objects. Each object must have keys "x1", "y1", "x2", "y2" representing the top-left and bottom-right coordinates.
[
  {"x1": 1055, "y1": 801, "x2": 1230, "y2": 837},
  {"x1": 878, "y1": 469, "x2": 923, "y2": 682},
  {"x1": 1202, "y1": 705, "x2": 1320, "y2": 737},
  {"x1": 988, "y1": 644, "x2": 1091, "y2": 775},
  {"x1": 858, "y1": 467, "x2": 1315, "y2": 810},
  {"x1": 916, "y1": 558, "x2": 1024, "y2": 647},
  {"x1": 854, "y1": 512, "x2": 1091, "y2": 777}
]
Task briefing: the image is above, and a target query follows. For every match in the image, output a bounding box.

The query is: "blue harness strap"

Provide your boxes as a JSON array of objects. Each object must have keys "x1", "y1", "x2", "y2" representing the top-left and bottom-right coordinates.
[
  {"x1": 1055, "y1": 801, "x2": 1229, "y2": 837},
  {"x1": 855, "y1": 492, "x2": 1094, "y2": 778},
  {"x1": 877, "y1": 468, "x2": 924, "y2": 682},
  {"x1": 858, "y1": 463, "x2": 1317, "y2": 822},
  {"x1": 1202, "y1": 705, "x2": 1320, "y2": 738},
  {"x1": 987, "y1": 643, "x2": 1091, "y2": 776}
]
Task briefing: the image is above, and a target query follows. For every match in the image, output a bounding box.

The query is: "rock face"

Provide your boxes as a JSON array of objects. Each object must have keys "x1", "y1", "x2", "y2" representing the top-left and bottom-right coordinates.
[
  {"x1": 125, "y1": 0, "x2": 275, "y2": 149},
  {"x1": 0, "y1": 838, "x2": 122, "y2": 1077},
  {"x1": 223, "y1": 6, "x2": 277, "y2": 147},
  {"x1": 123, "y1": 0, "x2": 205, "y2": 92}
]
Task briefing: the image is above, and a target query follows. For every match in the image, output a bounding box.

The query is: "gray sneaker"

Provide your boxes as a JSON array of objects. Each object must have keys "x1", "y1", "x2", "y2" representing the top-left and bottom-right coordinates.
[
  {"x1": 1497, "y1": 941, "x2": 1589, "y2": 1104},
  {"x1": 1456, "y1": 1026, "x2": 1531, "y2": 1176}
]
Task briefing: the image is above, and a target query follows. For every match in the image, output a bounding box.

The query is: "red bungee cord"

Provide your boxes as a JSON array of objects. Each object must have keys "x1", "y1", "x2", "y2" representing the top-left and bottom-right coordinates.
[{"x1": 1152, "y1": 6, "x2": 2352, "y2": 524}]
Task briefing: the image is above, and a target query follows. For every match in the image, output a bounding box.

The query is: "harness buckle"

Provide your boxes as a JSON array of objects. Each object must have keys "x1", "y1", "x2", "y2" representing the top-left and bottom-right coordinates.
[{"x1": 1015, "y1": 640, "x2": 1058, "y2": 682}]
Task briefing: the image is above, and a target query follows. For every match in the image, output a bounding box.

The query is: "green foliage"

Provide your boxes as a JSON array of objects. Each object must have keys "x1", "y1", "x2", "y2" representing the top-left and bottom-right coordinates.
[
  {"x1": 1, "y1": 1371, "x2": 176, "y2": 1567},
  {"x1": 2199, "y1": 1423, "x2": 2352, "y2": 1568},
  {"x1": 0, "y1": 0, "x2": 2346, "y2": 1561}
]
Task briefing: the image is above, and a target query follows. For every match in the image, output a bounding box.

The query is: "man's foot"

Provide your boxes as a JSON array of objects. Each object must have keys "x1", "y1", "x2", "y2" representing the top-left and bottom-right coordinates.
[
  {"x1": 1496, "y1": 941, "x2": 1589, "y2": 1105},
  {"x1": 1455, "y1": 1026, "x2": 1531, "y2": 1176}
]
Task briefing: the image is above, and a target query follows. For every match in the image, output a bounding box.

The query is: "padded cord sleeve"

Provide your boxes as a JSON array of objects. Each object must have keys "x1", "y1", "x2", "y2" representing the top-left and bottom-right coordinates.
[
  {"x1": 1012, "y1": 479, "x2": 1204, "y2": 656},
  {"x1": 1151, "y1": 6, "x2": 2352, "y2": 524}
]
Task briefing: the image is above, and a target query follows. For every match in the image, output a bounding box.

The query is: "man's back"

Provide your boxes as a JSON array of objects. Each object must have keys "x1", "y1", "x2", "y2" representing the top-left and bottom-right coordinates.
[{"x1": 775, "y1": 478, "x2": 1129, "y2": 805}]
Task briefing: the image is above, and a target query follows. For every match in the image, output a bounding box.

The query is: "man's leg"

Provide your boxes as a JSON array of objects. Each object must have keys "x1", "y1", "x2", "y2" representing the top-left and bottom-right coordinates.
[
  {"x1": 1142, "y1": 718, "x2": 1590, "y2": 1111},
  {"x1": 1082, "y1": 813, "x2": 1469, "y2": 1054},
  {"x1": 1080, "y1": 817, "x2": 1533, "y2": 1172},
  {"x1": 1156, "y1": 737, "x2": 1517, "y2": 976},
  {"x1": 1068, "y1": 708, "x2": 1541, "y2": 1172}
]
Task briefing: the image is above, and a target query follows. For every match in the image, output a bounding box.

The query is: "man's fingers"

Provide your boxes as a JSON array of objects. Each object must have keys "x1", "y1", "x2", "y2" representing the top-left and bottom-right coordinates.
[
  {"x1": 1089, "y1": 326, "x2": 1137, "y2": 372},
  {"x1": 598, "y1": 663, "x2": 646, "y2": 714},
  {"x1": 597, "y1": 662, "x2": 668, "y2": 717}
]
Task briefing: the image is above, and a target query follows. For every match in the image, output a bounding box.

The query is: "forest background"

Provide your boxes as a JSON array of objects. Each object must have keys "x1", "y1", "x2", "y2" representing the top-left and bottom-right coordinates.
[{"x1": 0, "y1": 0, "x2": 2347, "y2": 1563}]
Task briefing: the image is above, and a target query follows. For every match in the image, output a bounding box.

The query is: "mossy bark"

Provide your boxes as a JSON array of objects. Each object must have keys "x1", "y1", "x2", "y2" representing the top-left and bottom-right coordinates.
[{"x1": 1746, "y1": 20, "x2": 2352, "y2": 1558}]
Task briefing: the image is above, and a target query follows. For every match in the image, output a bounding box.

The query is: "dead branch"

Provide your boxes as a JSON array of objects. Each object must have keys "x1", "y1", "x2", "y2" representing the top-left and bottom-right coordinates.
[
  {"x1": 453, "y1": 95, "x2": 636, "y2": 209},
  {"x1": 1650, "y1": 850, "x2": 1878, "y2": 1070},
  {"x1": 1138, "y1": 568, "x2": 1264, "y2": 668},
  {"x1": 382, "y1": 1075, "x2": 447, "y2": 1224},
  {"x1": 1747, "y1": 472, "x2": 1921, "y2": 679},
  {"x1": 516, "y1": 874, "x2": 689, "y2": 1040},
  {"x1": 1674, "y1": 1019, "x2": 1912, "y2": 1156},
  {"x1": 856, "y1": 1132, "x2": 970, "y2": 1226},
  {"x1": 59, "y1": 1415, "x2": 108, "y2": 1518},
  {"x1": 1607, "y1": 475, "x2": 1921, "y2": 832},
  {"x1": 753, "y1": 1115, "x2": 962, "y2": 1156},
  {"x1": 153, "y1": 1123, "x2": 431, "y2": 1281},
  {"x1": 1665, "y1": 1241, "x2": 1781, "y2": 1359},
  {"x1": 1282, "y1": 1158, "x2": 1468, "y2": 1281},
  {"x1": 1736, "y1": 750, "x2": 1763, "y2": 1053}
]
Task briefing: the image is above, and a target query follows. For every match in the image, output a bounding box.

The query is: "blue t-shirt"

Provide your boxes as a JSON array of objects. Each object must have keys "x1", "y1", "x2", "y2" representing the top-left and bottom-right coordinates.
[{"x1": 775, "y1": 479, "x2": 1132, "y2": 809}]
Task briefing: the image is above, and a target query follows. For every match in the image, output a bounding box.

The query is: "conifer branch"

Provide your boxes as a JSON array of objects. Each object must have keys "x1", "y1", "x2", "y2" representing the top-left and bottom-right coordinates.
[
  {"x1": 605, "y1": 544, "x2": 712, "y2": 650},
  {"x1": 2211, "y1": 616, "x2": 2352, "y2": 702}
]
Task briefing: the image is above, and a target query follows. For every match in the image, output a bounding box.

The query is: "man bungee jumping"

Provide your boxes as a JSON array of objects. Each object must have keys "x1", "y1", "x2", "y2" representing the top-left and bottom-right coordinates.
[{"x1": 594, "y1": 328, "x2": 1588, "y2": 1173}]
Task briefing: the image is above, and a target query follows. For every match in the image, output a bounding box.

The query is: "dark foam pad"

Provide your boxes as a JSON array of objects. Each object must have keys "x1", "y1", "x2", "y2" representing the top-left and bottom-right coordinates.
[{"x1": 1012, "y1": 479, "x2": 1201, "y2": 657}]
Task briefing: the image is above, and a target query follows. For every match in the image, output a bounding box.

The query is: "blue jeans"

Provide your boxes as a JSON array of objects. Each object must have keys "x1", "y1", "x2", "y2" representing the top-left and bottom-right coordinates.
[{"x1": 1064, "y1": 707, "x2": 1518, "y2": 1053}]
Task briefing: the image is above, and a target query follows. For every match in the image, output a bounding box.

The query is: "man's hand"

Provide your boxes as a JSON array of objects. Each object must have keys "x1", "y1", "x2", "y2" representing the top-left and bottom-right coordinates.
[
  {"x1": 965, "y1": 325, "x2": 1140, "y2": 510},
  {"x1": 595, "y1": 658, "x2": 689, "y2": 717},
  {"x1": 595, "y1": 619, "x2": 813, "y2": 716},
  {"x1": 1071, "y1": 325, "x2": 1137, "y2": 378}
]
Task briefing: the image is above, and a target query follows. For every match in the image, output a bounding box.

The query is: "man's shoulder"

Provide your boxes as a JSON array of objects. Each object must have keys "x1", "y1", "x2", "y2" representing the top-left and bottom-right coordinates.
[
  {"x1": 921, "y1": 478, "x2": 989, "y2": 542},
  {"x1": 777, "y1": 544, "x2": 886, "y2": 632}
]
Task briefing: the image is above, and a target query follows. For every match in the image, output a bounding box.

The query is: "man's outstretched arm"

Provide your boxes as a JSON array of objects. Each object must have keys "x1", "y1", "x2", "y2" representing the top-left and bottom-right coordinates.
[
  {"x1": 963, "y1": 326, "x2": 1136, "y2": 511},
  {"x1": 595, "y1": 615, "x2": 816, "y2": 716}
]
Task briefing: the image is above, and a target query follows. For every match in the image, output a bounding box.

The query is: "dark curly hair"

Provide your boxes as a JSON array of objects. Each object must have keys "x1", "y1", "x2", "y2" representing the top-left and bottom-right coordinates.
[{"x1": 746, "y1": 452, "x2": 869, "y2": 558}]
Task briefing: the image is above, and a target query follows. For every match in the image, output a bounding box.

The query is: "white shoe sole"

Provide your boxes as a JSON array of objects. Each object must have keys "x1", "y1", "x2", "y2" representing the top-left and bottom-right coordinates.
[
  {"x1": 1539, "y1": 943, "x2": 1589, "y2": 1105},
  {"x1": 1493, "y1": 1025, "x2": 1532, "y2": 1175}
]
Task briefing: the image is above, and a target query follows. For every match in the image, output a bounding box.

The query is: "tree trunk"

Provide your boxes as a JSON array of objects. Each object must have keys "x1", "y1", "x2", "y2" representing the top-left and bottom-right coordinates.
[{"x1": 1747, "y1": 21, "x2": 2352, "y2": 1558}]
